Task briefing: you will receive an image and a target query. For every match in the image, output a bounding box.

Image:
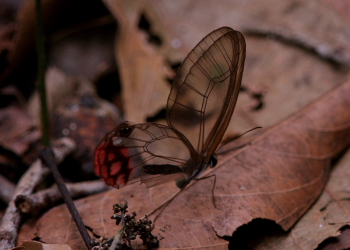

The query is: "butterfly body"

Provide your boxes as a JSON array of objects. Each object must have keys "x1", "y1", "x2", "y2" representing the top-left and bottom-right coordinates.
[{"x1": 94, "y1": 27, "x2": 246, "y2": 191}]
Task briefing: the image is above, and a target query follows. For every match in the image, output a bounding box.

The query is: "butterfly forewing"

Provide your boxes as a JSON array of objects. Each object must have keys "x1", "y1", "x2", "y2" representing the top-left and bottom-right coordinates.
[
  {"x1": 94, "y1": 27, "x2": 246, "y2": 188},
  {"x1": 94, "y1": 122, "x2": 191, "y2": 188},
  {"x1": 166, "y1": 27, "x2": 246, "y2": 161}
]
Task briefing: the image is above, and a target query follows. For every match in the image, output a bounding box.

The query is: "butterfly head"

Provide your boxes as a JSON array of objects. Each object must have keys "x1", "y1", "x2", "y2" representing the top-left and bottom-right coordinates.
[{"x1": 117, "y1": 123, "x2": 134, "y2": 137}]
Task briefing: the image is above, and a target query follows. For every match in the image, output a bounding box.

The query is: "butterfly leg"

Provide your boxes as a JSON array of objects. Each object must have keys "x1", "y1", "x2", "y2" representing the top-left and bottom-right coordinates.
[
  {"x1": 147, "y1": 174, "x2": 217, "y2": 222},
  {"x1": 146, "y1": 188, "x2": 184, "y2": 223},
  {"x1": 194, "y1": 174, "x2": 217, "y2": 209}
]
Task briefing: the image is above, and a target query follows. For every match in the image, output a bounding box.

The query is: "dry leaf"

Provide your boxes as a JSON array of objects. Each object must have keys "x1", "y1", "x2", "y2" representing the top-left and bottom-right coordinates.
[
  {"x1": 0, "y1": 0, "x2": 111, "y2": 88},
  {"x1": 19, "y1": 80, "x2": 350, "y2": 249},
  {"x1": 252, "y1": 148, "x2": 350, "y2": 250},
  {"x1": 143, "y1": 0, "x2": 350, "y2": 138},
  {"x1": 27, "y1": 68, "x2": 78, "y2": 126},
  {"x1": 12, "y1": 240, "x2": 71, "y2": 250},
  {"x1": 318, "y1": 227, "x2": 350, "y2": 250},
  {"x1": 321, "y1": 0, "x2": 350, "y2": 24},
  {"x1": 102, "y1": 0, "x2": 171, "y2": 122},
  {"x1": 146, "y1": 0, "x2": 350, "y2": 66},
  {"x1": 9, "y1": 1, "x2": 350, "y2": 249},
  {"x1": 50, "y1": 79, "x2": 122, "y2": 178},
  {"x1": 0, "y1": 87, "x2": 40, "y2": 167}
]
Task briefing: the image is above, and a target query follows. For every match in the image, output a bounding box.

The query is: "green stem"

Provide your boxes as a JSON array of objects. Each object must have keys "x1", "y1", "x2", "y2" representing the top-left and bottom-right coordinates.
[{"x1": 35, "y1": 0, "x2": 50, "y2": 146}]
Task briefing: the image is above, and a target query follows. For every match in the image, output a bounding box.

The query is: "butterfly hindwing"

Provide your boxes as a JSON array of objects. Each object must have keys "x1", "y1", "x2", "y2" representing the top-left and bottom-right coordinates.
[{"x1": 94, "y1": 122, "x2": 191, "y2": 188}]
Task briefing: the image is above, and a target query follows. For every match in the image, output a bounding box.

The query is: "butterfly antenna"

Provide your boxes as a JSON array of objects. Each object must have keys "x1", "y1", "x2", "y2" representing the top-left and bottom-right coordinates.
[{"x1": 217, "y1": 126, "x2": 262, "y2": 151}]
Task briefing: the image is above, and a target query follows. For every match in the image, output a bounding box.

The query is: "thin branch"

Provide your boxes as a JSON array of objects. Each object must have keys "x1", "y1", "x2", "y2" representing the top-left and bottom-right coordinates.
[
  {"x1": 0, "y1": 160, "x2": 49, "y2": 249},
  {"x1": 40, "y1": 147, "x2": 92, "y2": 250},
  {"x1": 15, "y1": 180, "x2": 108, "y2": 214},
  {"x1": 0, "y1": 138, "x2": 75, "y2": 249}
]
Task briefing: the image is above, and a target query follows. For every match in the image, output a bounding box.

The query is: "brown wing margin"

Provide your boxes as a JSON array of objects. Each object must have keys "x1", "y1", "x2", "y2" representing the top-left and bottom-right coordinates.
[{"x1": 166, "y1": 27, "x2": 246, "y2": 162}]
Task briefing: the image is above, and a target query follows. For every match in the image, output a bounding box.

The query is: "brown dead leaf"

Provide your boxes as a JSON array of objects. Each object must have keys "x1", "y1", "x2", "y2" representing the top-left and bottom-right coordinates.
[
  {"x1": 0, "y1": 23, "x2": 17, "y2": 55},
  {"x1": 10, "y1": 0, "x2": 350, "y2": 248},
  {"x1": 0, "y1": 87, "x2": 40, "y2": 168},
  {"x1": 102, "y1": 0, "x2": 171, "y2": 122},
  {"x1": 319, "y1": 227, "x2": 350, "y2": 250},
  {"x1": 19, "y1": 80, "x2": 350, "y2": 249},
  {"x1": 143, "y1": 0, "x2": 350, "y2": 138},
  {"x1": 50, "y1": 79, "x2": 122, "y2": 179},
  {"x1": 27, "y1": 68, "x2": 79, "y2": 126},
  {"x1": 12, "y1": 240, "x2": 72, "y2": 250},
  {"x1": 251, "y1": 148, "x2": 350, "y2": 250},
  {"x1": 0, "y1": 0, "x2": 111, "y2": 89},
  {"x1": 321, "y1": 0, "x2": 350, "y2": 25},
  {"x1": 146, "y1": 0, "x2": 350, "y2": 67}
]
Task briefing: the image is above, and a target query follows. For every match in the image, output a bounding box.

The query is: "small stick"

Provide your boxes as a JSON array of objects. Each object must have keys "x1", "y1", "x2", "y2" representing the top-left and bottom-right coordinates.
[
  {"x1": 15, "y1": 180, "x2": 108, "y2": 214},
  {"x1": 0, "y1": 138, "x2": 75, "y2": 249},
  {"x1": 0, "y1": 159, "x2": 50, "y2": 249},
  {"x1": 40, "y1": 147, "x2": 92, "y2": 250}
]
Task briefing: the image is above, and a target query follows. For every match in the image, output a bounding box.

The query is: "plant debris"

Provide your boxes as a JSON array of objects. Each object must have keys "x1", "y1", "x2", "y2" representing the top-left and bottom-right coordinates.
[{"x1": 91, "y1": 200, "x2": 159, "y2": 250}]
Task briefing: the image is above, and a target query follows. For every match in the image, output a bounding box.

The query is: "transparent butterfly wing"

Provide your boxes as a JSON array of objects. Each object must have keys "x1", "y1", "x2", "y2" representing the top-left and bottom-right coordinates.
[
  {"x1": 94, "y1": 122, "x2": 191, "y2": 188},
  {"x1": 167, "y1": 27, "x2": 246, "y2": 162},
  {"x1": 94, "y1": 27, "x2": 246, "y2": 188}
]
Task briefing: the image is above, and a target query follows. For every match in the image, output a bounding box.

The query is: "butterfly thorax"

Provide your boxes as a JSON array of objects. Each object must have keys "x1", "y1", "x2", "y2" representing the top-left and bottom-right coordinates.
[{"x1": 176, "y1": 154, "x2": 217, "y2": 188}]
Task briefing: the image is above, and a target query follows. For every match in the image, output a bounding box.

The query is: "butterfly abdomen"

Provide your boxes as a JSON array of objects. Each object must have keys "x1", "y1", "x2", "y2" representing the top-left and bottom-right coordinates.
[{"x1": 143, "y1": 164, "x2": 183, "y2": 175}]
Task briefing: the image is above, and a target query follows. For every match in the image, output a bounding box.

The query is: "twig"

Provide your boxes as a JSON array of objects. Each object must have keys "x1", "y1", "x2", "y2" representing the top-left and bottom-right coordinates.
[
  {"x1": 0, "y1": 174, "x2": 16, "y2": 204},
  {"x1": 109, "y1": 228, "x2": 124, "y2": 250},
  {"x1": 15, "y1": 180, "x2": 109, "y2": 214},
  {"x1": 40, "y1": 147, "x2": 92, "y2": 250},
  {"x1": 109, "y1": 202, "x2": 127, "y2": 250},
  {"x1": 0, "y1": 138, "x2": 75, "y2": 249},
  {"x1": 0, "y1": 160, "x2": 50, "y2": 249}
]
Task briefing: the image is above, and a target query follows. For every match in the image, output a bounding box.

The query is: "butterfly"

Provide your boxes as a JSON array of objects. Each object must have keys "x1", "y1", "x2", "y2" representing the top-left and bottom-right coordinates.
[{"x1": 94, "y1": 27, "x2": 246, "y2": 193}]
